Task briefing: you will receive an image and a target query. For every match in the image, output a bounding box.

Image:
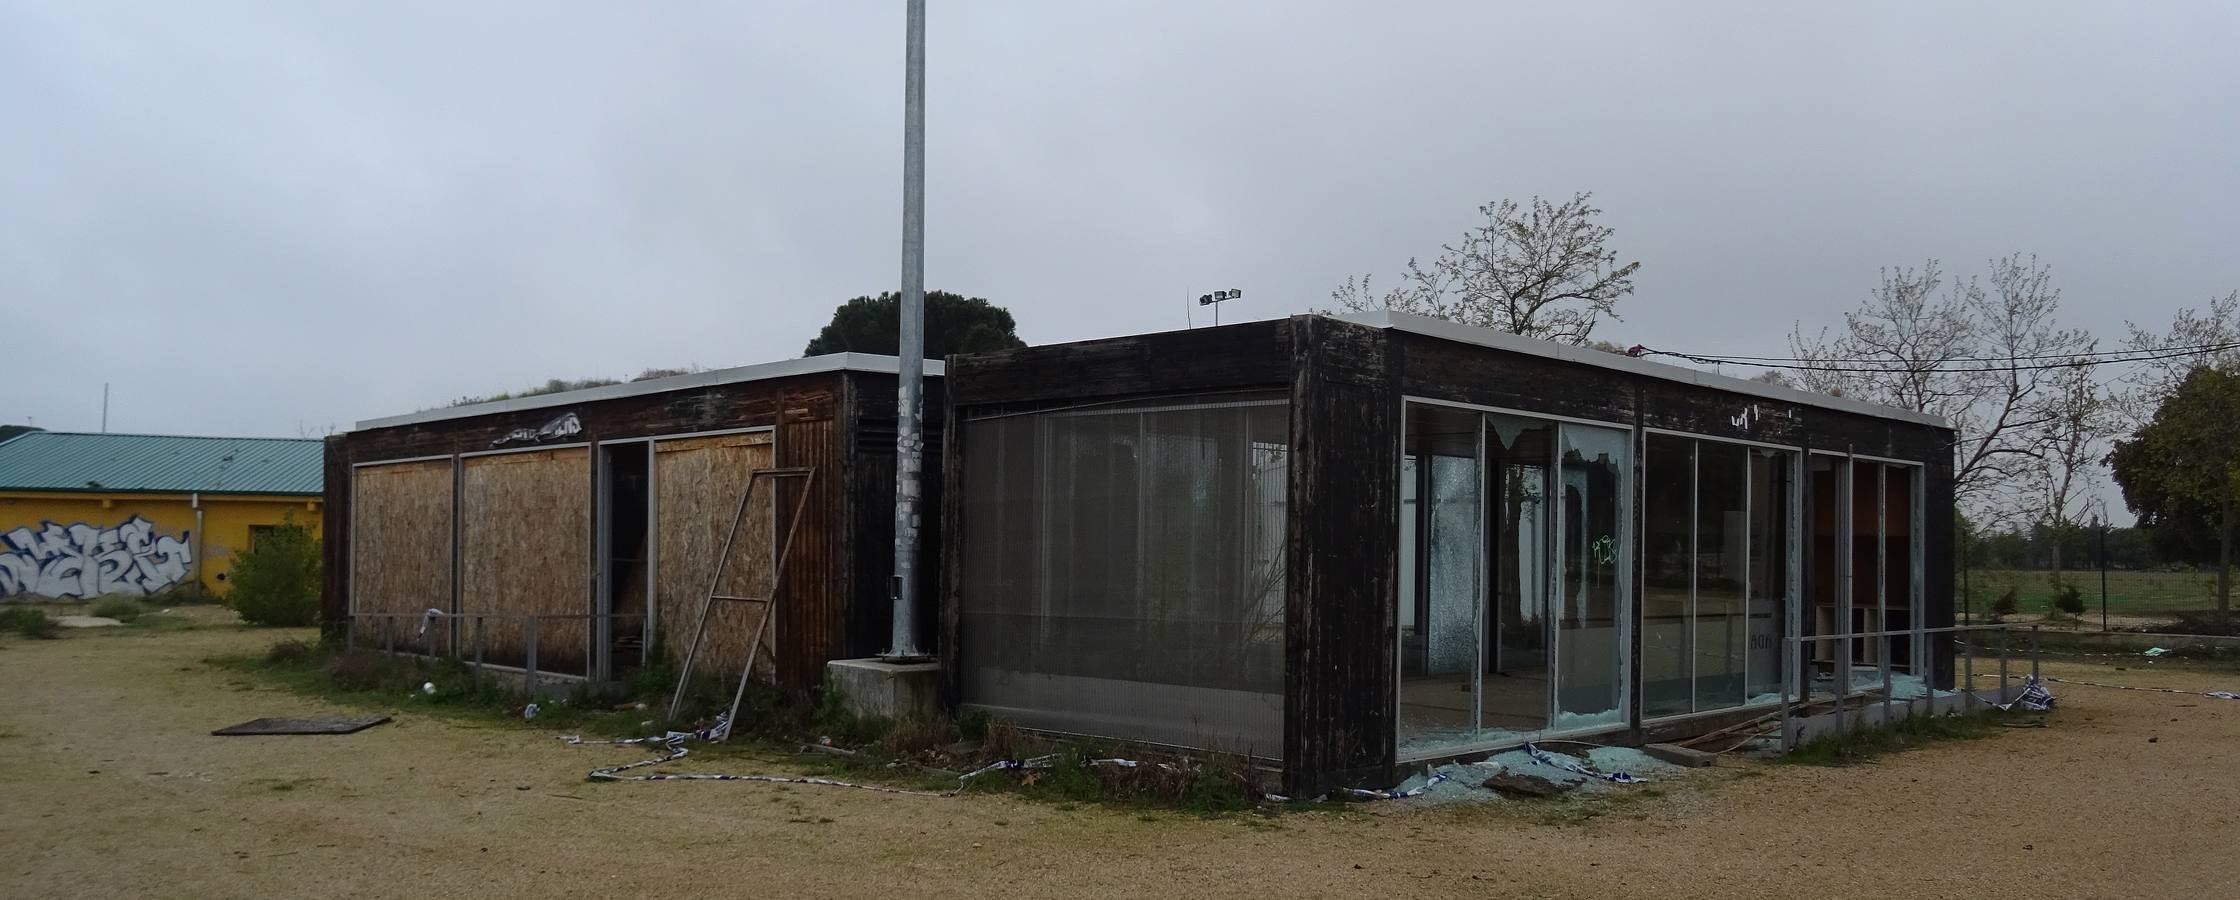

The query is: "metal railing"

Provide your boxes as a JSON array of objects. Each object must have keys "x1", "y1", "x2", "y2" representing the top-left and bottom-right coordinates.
[
  {"x1": 1779, "y1": 623, "x2": 2042, "y2": 750},
  {"x1": 345, "y1": 611, "x2": 648, "y2": 697}
]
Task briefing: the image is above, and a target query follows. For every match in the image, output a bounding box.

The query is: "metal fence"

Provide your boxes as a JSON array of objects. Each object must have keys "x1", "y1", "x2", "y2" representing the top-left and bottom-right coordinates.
[
  {"x1": 344, "y1": 611, "x2": 647, "y2": 696},
  {"x1": 1779, "y1": 623, "x2": 2042, "y2": 750}
]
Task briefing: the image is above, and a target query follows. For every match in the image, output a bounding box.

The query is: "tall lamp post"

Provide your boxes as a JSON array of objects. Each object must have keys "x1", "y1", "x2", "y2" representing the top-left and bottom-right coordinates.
[{"x1": 888, "y1": 0, "x2": 929, "y2": 660}]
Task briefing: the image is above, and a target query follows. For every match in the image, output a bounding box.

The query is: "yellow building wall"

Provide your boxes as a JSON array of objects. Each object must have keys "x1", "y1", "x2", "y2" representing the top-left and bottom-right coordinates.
[{"x1": 0, "y1": 491, "x2": 321, "y2": 599}]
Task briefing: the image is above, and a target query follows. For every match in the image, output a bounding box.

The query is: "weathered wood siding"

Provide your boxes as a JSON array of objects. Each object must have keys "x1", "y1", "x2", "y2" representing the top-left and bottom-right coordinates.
[
  {"x1": 1283, "y1": 317, "x2": 1401, "y2": 795},
  {"x1": 322, "y1": 370, "x2": 921, "y2": 691}
]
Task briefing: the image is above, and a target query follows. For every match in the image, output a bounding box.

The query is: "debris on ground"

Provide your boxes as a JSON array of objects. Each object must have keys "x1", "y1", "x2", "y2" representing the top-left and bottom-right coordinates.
[{"x1": 211, "y1": 716, "x2": 391, "y2": 736}]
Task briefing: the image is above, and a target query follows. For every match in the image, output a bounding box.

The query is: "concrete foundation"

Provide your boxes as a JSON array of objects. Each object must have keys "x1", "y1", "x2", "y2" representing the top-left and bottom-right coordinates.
[{"x1": 825, "y1": 658, "x2": 941, "y2": 721}]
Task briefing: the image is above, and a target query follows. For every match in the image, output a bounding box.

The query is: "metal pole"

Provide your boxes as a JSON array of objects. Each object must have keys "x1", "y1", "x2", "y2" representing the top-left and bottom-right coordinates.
[
  {"x1": 525, "y1": 616, "x2": 540, "y2": 698},
  {"x1": 1962, "y1": 631, "x2": 1975, "y2": 713},
  {"x1": 1998, "y1": 627, "x2": 2010, "y2": 706},
  {"x1": 887, "y1": 0, "x2": 929, "y2": 660},
  {"x1": 2100, "y1": 520, "x2": 2110, "y2": 632},
  {"x1": 2030, "y1": 624, "x2": 2041, "y2": 684},
  {"x1": 474, "y1": 615, "x2": 486, "y2": 690},
  {"x1": 101, "y1": 383, "x2": 109, "y2": 433}
]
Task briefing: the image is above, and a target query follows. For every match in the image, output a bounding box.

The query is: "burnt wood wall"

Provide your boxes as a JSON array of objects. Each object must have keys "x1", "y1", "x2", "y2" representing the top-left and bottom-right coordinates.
[
  {"x1": 322, "y1": 370, "x2": 938, "y2": 692},
  {"x1": 937, "y1": 316, "x2": 1955, "y2": 793},
  {"x1": 1283, "y1": 318, "x2": 1401, "y2": 795}
]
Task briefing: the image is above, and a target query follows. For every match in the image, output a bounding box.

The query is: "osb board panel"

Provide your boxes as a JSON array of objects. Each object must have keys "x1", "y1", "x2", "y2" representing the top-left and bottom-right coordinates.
[
  {"x1": 654, "y1": 433, "x2": 777, "y2": 681},
  {"x1": 461, "y1": 448, "x2": 591, "y2": 672},
  {"x1": 350, "y1": 459, "x2": 453, "y2": 654}
]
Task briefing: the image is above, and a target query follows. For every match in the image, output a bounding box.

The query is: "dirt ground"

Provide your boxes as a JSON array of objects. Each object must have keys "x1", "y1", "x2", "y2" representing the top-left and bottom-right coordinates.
[{"x1": 4, "y1": 615, "x2": 2236, "y2": 899}]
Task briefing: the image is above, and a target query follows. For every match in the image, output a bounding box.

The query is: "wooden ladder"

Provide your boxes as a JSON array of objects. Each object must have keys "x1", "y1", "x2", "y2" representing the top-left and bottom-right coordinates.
[{"x1": 667, "y1": 465, "x2": 817, "y2": 734}]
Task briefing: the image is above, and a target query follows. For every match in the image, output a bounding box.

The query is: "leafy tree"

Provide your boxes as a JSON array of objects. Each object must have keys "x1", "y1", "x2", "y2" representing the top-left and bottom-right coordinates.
[
  {"x1": 1329, "y1": 192, "x2": 1642, "y2": 344},
  {"x1": 226, "y1": 515, "x2": 322, "y2": 627},
  {"x1": 803, "y1": 291, "x2": 1026, "y2": 358},
  {"x1": 2109, "y1": 365, "x2": 2240, "y2": 623}
]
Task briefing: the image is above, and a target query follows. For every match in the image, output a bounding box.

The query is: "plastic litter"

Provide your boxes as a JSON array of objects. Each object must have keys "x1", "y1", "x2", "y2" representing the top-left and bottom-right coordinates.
[{"x1": 2143, "y1": 647, "x2": 2171, "y2": 657}]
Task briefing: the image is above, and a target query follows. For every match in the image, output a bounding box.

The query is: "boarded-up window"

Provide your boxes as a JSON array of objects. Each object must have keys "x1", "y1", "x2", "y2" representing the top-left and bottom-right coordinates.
[
  {"x1": 654, "y1": 433, "x2": 777, "y2": 680},
  {"x1": 462, "y1": 447, "x2": 592, "y2": 672},
  {"x1": 351, "y1": 459, "x2": 454, "y2": 653}
]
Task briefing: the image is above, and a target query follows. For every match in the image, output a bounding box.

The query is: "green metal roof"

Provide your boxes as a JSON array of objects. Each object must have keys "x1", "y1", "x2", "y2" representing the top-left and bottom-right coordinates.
[{"x1": 0, "y1": 432, "x2": 323, "y2": 496}]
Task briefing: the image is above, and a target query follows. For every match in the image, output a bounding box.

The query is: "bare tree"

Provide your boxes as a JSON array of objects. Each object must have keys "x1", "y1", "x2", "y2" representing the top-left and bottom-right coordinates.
[
  {"x1": 2121, "y1": 290, "x2": 2240, "y2": 419},
  {"x1": 1331, "y1": 192, "x2": 1641, "y2": 344},
  {"x1": 2026, "y1": 360, "x2": 2116, "y2": 589},
  {"x1": 1790, "y1": 254, "x2": 2095, "y2": 517}
]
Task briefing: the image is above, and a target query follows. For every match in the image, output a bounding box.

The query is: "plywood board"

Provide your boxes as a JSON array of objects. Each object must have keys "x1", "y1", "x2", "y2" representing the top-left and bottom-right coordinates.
[
  {"x1": 461, "y1": 447, "x2": 592, "y2": 672},
  {"x1": 350, "y1": 459, "x2": 455, "y2": 654},
  {"x1": 654, "y1": 433, "x2": 776, "y2": 680}
]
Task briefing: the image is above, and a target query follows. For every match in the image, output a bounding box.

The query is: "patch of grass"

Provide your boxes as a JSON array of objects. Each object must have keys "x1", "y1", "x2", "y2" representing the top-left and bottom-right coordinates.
[
  {"x1": 1, "y1": 607, "x2": 61, "y2": 640},
  {"x1": 1965, "y1": 568, "x2": 2220, "y2": 618},
  {"x1": 88, "y1": 595, "x2": 152, "y2": 622},
  {"x1": 1783, "y1": 710, "x2": 2017, "y2": 766}
]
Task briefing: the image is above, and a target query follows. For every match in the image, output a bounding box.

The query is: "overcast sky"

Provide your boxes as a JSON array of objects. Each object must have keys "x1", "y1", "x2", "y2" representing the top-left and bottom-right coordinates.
[{"x1": 5, "y1": 1, "x2": 2237, "y2": 441}]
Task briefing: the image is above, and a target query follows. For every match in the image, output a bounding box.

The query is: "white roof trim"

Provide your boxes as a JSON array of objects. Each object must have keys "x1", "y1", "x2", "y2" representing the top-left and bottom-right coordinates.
[
  {"x1": 354, "y1": 353, "x2": 944, "y2": 431},
  {"x1": 1336, "y1": 311, "x2": 1951, "y2": 430}
]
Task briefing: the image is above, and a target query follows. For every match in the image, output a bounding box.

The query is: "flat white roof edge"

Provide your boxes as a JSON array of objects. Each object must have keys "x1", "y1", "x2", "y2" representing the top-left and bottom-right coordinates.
[
  {"x1": 353, "y1": 354, "x2": 944, "y2": 432},
  {"x1": 1336, "y1": 311, "x2": 1952, "y2": 430}
]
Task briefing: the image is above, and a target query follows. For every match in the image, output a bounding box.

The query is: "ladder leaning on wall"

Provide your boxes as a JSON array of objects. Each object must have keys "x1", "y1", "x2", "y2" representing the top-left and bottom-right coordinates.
[{"x1": 667, "y1": 465, "x2": 817, "y2": 733}]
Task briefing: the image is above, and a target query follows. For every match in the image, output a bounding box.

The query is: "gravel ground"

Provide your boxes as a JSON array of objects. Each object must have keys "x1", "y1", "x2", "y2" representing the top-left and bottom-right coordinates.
[{"x1": 3, "y1": 612, "x2": 2235, "y2": 899}]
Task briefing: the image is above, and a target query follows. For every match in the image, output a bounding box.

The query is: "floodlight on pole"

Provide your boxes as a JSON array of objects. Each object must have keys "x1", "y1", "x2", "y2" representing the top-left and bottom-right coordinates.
[{"x1": 1196, "y1": 288, "x2": 1242, "y2": 326}]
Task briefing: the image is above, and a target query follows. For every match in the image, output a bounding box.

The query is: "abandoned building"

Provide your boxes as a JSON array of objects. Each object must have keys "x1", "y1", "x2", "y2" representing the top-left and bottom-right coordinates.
[
  {"x1": 938, "y1": 312, "x2": 1955, "y2": 794},
  {"x1": 320, "y1": 354, "x2": 942, "y2": 690}
]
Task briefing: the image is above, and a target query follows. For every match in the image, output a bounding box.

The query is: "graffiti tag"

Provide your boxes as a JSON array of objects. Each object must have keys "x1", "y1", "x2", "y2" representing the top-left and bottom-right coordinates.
[
  {"x1": 493, "y1": 412, "x2": 584, "y2": 447},
  {"x1": 0, "y1": 516, "x2": 194, "y2": 599}
]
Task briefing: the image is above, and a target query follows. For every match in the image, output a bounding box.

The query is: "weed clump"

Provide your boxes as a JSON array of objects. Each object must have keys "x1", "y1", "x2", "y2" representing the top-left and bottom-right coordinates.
[
  {"x1": 266, "y1": 639, "x2": 318, "y2": 665},
  {"x1": 88, "y1": 595, "x2": 150, "y2": 622},
  {"x1": 1, "y1": 607, "x2": 60, "y2": 639}
]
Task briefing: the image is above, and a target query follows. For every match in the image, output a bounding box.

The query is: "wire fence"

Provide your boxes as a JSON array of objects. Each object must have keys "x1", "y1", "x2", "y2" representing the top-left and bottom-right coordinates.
[
  {"x1": 345, "y1": 611, "x2": 648, "y2": 696},
  {"x1": 1958, "y1": 567, "x2": 2233, "y2": 631}
]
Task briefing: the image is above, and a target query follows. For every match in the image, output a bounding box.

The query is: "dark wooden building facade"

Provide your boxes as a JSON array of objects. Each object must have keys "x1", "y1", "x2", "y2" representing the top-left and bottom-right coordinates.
[
  {"x1": 941, "y1": 313, "x2": 1954, "y2": 795},
  {"x1": 322, "y1": 354, "x2": 942, "y2": 691}
]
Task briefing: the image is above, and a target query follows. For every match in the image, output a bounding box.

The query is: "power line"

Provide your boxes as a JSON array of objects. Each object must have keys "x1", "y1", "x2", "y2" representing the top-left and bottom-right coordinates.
[
  {"x1": 1651, "y1": 338, "x2": 2240, "y2": 367},
  {"x1": 1638, "y1": 342, "x2": 2240, "y2": 375}
]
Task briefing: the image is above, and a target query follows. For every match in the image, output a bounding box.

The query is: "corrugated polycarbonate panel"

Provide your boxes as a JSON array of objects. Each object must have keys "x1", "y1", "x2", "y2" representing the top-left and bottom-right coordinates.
[{"x1": 958, "y1": 394, "x2": 1288, "y2": 759}]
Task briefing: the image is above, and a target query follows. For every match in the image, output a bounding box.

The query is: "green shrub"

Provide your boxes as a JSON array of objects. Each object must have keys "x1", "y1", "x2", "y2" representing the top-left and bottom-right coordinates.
[
  {"x1": 1990, "y1": 587, "x2": 2020, "y2": 620},
  {"x1": 88, "y1": 595, "x2": 149, "y2": 622},
  {"x1": 227, "y1": 515, "x2": 321, "y2": 627},
  {"x1": 1, "y1": 607, "x2": 61, "y2": 639},
  {"x1": 2053, "y1": 583, "x2": 2086, "y2": 616}
]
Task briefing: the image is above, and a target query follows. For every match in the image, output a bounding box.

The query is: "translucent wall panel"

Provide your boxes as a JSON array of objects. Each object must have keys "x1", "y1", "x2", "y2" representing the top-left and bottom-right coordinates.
[
  {"x1": 1556, "y1": 424, "x2": 1628, "y2": 728},
  {"x1": 957, "y1": 394, "x2": 1288, "y2": 757},
  {"x1": 1641, "y1": 435, "x2": 1694, "y2": 718}
]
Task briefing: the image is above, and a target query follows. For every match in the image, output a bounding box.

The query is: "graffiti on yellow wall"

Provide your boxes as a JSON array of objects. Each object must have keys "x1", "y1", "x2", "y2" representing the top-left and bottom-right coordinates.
[{"x1": 0, "y1": 516, "x2": 195, "y2": 598}]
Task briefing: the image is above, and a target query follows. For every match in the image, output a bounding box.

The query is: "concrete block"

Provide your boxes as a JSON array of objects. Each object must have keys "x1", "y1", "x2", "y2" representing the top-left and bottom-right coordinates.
[
  {"x1": 824, "y1": 658, "x2": 941, "y2": 721},
  {"x1": 1642, "y1": 743, "x2": 1721, "y2": 768}
]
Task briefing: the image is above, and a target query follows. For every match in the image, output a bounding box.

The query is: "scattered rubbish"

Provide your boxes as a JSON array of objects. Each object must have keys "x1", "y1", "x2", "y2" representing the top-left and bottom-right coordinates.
[
  {"x1": 212, "y1": 716, "x2": 390, "y2": 736},
  {"x1": 522, "y1": 704, "x2": 539, "y2": 720},
  {"x1": 2148, "y1": 737, "x2": 2159, "y2": 743},
  {"x1": 420, "y1": 682, "x2": 436, "y2": 695},
  {"x1": 1525, "y1": 743, "x2": 1646, "y2": 783},
  {"x1": 2144, "y1": 647, "x2": 2171, "y2": 657}
]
